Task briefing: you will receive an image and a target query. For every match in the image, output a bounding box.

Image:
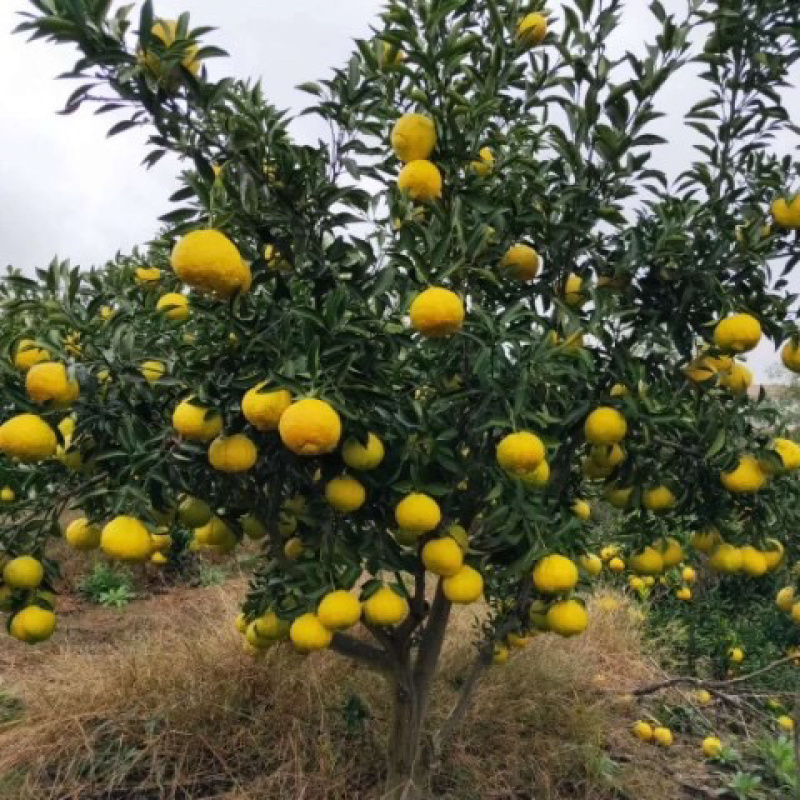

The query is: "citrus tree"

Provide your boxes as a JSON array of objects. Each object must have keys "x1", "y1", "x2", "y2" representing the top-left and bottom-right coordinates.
[{"x1": 4, "y1": 0, "x2": 800, "y2": 795}]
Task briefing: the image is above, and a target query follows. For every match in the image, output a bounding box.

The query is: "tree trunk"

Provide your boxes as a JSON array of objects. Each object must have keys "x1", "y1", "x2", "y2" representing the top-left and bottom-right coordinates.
[{"x1": 385, "y1": 679, "x2": 428, "y2": 800}]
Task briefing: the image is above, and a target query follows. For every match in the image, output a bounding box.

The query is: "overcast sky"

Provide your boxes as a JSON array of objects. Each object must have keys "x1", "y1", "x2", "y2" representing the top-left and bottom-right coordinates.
[{"x1": 0, "y1": 1, "x2": 797, "y2": 380}]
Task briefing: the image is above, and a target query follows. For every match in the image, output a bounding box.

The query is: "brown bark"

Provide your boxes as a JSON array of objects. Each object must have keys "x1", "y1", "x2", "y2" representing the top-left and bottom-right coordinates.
[{"x1": 385, "y1": 677, "x2": 427, "y2": 800}]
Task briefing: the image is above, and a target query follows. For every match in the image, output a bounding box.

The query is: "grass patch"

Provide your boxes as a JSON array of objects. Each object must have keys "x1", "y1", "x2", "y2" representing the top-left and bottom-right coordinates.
[
  {"x1": 0, "y1": 586, "x2": 698, "y2": 799},
  {"x1": 77, "y1": 562, "x2": 136, "y2": 608}
]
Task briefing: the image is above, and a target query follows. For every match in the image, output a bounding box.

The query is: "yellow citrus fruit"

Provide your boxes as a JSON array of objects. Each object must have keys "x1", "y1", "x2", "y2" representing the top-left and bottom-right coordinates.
[
  {"x1": 682, "y1": 566, "x2": 696, "y2": 583},
  {"x1": 409, "y1": 287, "x2": 464, "y2": 337},
  {"x1": 533, "y1": 555, "x2": 579, "y2": 594},
  {"x1": 739, "y1": 545, "x2": 768, "y2": 577},
  {"x1": 317, "y1": 590, "x2": 361, "y2": 630},
  {"x1": 64, "y1": 517, "x2": 101, "y2": 551},
  {"x1": 492, "y1": 644, "x2": 509, "y2": 665},
  {"x1": 390, "y1": 113, "x2": 436, "y2": 163},
  {"x1": 633, "y1": 721, "x2": 653, "y2": 741},
  {"x1": 517, "y1": 12, "x2": 548, "y2": 46},
  {"x1": 363, "y1": 586, "x2": 409, "y2": 625},
  {"x1": 629, "y1": 576, "x2": 645, "y2": 592},
  {"x1": 0, "y1": 487, "x2": 15, "y2": 503},
  {"x1": 13, "y1": 339, "x2": 48, "y2": 371},
  {"x1": 151, "y1": 533, "x2": 172, "y2": 552},
  {"x1": 395, "y1": 493, "x2": 441, "y2": 533},
  {"x1": 10, "y1": 606, "x2": 56, "y2": 644},
  {"x1": 208, "y1": 434, "x2": 257, "y2": 473},
  {"x1": 25, "y1": 362, "x2": 70, "y2": 405},
  {"x1": 563, "y1": 273, "x2": 585, "y2": 307},
  {"x1": 421, "y1": 537, "x2": 464, "y2": 577},
  {"x1": 721, "y1": 455, "x2": 768, "y2": 492},
  {"x1": 3, "y1": 556, "x2": 44, "y2": 589},
  {"x1": 140, "y1": 360, "x2": 166, "y2": 383},
  {"x1": 546, "y1": 599, "x2": 588, "y2": 637},
  {"x1": 713, "y1": 313, "x2": 762, "y2": 353},
  {"x1": 772, "y1": 195, "x2": 800, "y2": 228},
  {"x1": 171, "y1": 229, "x2": 250, "y2": 296},
  {"x1": 397, "y1": 159, "x2": 443, "y2": 202},
  {"x1": 470, "y1": 146, "x2": 494, "y2": 176},
  {"x1": 694, "y1": 689, "x2": 712, "y2": 705},
  {"x1": 519, "y1": 460, "x2": 549, "y2": 488},
  {"x1": 150, "y1": 551, "x2": 168, "y2": 566},
  {"x1": 253, "y1": 611, "x2": 289, "y2": 641},
  {"x1": 140, "y1": 19, "x2": 200, "y2": 77},
  {"x1": 600, "y1": 545, "x2": 619, "y2": 561},
  {"x1": 604, "y1": 485, "x2": 632, "y2": 509},
  {"x1": 172, "y1": 397, "x2": 223, "y2": 441},
  {"x1": 691, "y1": 527, "x2": 720, "y2": 553},
  {"x1": 283, "y1": 537, "x2": 305, "y2": 559},
  {"x1": 790, "y1": 602, "x2": 800, "y2": 624},
  {"x1": 720, "y1": 361, "x2": 752, "y2": 392},
  {"x1": 325, "y1": 475, "x2": 366, "y2": 512},
  {"x1": 657, "y1": 537, "x2": 684, "y2": 567},
  {"x1": 290, "y1": 613, "x2": 332, "y2": 651},
  {"x1": 653, "y1": 727, "x2": 673, "y2": 747},
  {"x1": 709, "y1": 543, "x2": 742, "y2": 574},
  {"x1": 178, "y1": 496, "x2": 213, "y2": 528},
  {"x1": 643, "y1": 486, "x2": 676, "y2": 512},
  {"x1": 676, "y1": 587, "x2": 692, "y2": 601},
  {"x1": 777, "y1": 586, "x2": 795, "y2": 612},
  {"x1": 778, "y1": 715, "x2": 795, "y2": 732},
  {"x1": 242, "y1": 383, "x2": 292, "y2": 431},
  {"x1": 101, "y1": 516, "x2": 153, "y2": 561},
  {"x1": 194, "y1": 517, "x2": 237, "y2": 553},
  {"x1": 763, "y1": 542, "x2": 784, "y2": 571},
  {"x1": 240, "y1": 514, "x2": 267, "y2": 540},
  {"x1": 590, "y1": 444, "x2": 625, "y2": 468},
  {"x1": 496, "y1": 431, "x2": 545, "y2": 475},
  {"x1": 584, "y1": 407, "x2": 627, "y2": 445},
  {"x1": 772, "y1": 438, "x2": 800, "y2": 471},
  {"x1": 728, "y1": 646, "x2": 744, "y2": 663},
  {"x1": 685, "y1": 352, "x2": 732, "y2": 383},
  {"x1": 580, "y1": 554, "x2": 603, "y2": 576},
  {"x1": 608, "y1": 556, "x2": 625, "y2": 572},
  {"x1": 781, "y1": 340, "x2": 800, "y2": 373},
  {"x1": 279, "y1": 397, "x2": 342, "y2": 456},
  {"x1": 629, "y1": 547, "x2": 664, "y2": 575},
  {"x1": 135, "y1": 266, "x2": 161, "y2": 284},
  {"x1": 572, "y1": 499, "x2": 591, "y2": 521},
  {"x1": 506, "y1": 632, "x2": 532, "y2": 649},
  {"x1": 442, "y1": 564, "x2": 484, "y2": 604},
  {"x1": 379, "y1": 40, "x2": 405, "y2": 68},
  {"x1": 500, "y1": 244, "x2": 540, "y2": 281},
  {"x1": 342, "y1": 433, "x2": 385, "y2": 471},
  {"x1": 155, "y1": 292, "x2": 189, "y2": 321}
]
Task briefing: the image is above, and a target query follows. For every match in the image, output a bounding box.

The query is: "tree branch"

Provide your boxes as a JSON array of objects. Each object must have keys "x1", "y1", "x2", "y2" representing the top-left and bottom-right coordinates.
[
  {"x1": 412, "y1": 580, "x2": 452, "y2": 699},
  {"x1": 432, "y1": 642, "x2": 492, "y2": 761},
  {"x1": 329, "y1": 631, "x2": 391, "y2": 673},
  {"x1": 630, "y1": 656, "x2": 796, "y2": 697}
]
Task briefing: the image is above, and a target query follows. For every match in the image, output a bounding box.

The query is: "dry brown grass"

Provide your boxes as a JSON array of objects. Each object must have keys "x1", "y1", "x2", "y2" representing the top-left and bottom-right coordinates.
[{"x1": 0, "y1": 585, "x2": 702, "y2": 800}]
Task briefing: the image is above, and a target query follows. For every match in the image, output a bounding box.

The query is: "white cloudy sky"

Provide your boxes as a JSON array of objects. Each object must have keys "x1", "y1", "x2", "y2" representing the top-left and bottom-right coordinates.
[{"x1": 0, "y1": 1, "x2": 797, "y2": 380}]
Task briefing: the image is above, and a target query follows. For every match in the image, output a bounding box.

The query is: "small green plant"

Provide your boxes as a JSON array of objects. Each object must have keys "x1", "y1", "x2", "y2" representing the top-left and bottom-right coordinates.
[
  {"x1": 191, "y1": 563, "x2": 227, "y2": 588},
  {"x1": 78, "y1": 562, "x2": 135, "y2": 608},
  {"x1": 754, "y1": 734, "x2": 798, "y2": 792},
  {"x1": 725, "y1": 771, "x2": 764, "y2": 800},
  {"x1": 0, "y1": 688, "x2": 23, "y2": 724}
]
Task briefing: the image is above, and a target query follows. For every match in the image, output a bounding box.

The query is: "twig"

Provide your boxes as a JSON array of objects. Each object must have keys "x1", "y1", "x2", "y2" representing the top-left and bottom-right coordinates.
[
  {"x1": 630, "y1": 656, "x2": 796, "y2": 697},
  {"x1": 329, "y1": 631, "x2": 390, "y2": 673}
]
